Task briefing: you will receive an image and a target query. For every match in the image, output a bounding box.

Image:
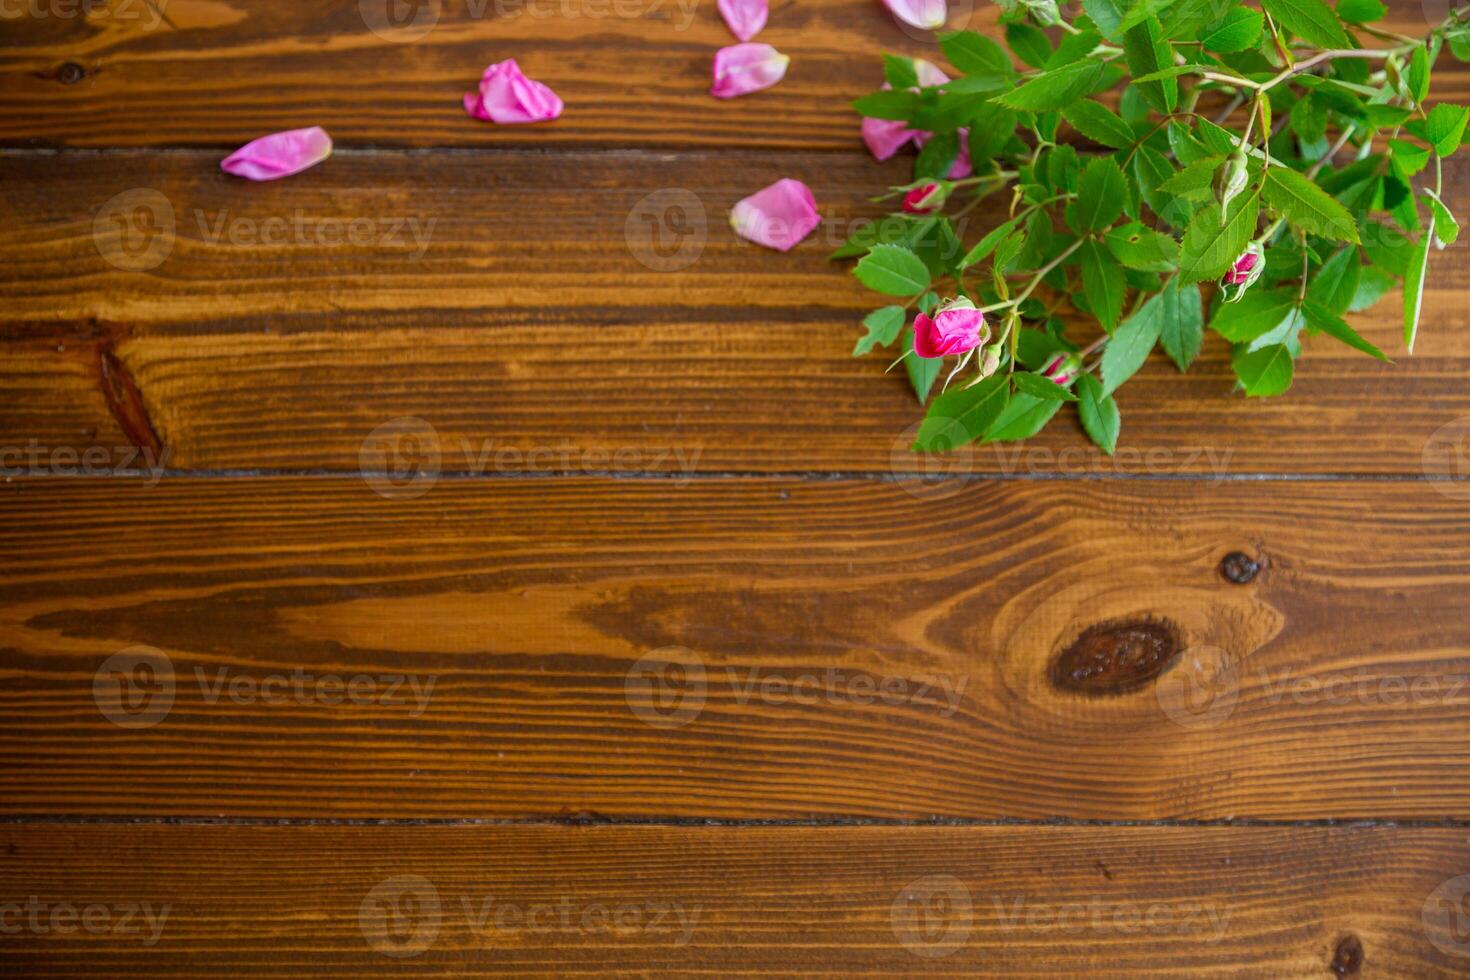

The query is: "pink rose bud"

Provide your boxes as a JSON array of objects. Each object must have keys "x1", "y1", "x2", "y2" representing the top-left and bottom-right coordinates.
[
  {"x1": 913, "y1": 298, "x2": 988, "y2": 358},
  {"x1": 220, "y1": 127, "x2": 332, "y2": 181},
  {"x1": 1220, "y1": 242, "x2": 1266, "y2": 301},
  {"x1": 711, "y1": 43, "x2": 790, "y2": 99},
  {"x1": 729, "y1": 178, "x2": 821, "y2": 251},
  {"x1": 1040, "y1": 352, "x2": 1082, "y2": 387},
  {"x1": 882, "y1": 0, "x2": 947, "y2": 30},
  {"x1": 978, "y1": 342, "x2": 1003, "y2": 379},
  {"x1": 902, "y1": 181, "x2": 947, "y2": 215},
  {"x1": 464, "y1": 59, "x2": 564, "y2": 124},
  {"x1": 718, "y1": 0, "x2": 768, "y2": 42}
]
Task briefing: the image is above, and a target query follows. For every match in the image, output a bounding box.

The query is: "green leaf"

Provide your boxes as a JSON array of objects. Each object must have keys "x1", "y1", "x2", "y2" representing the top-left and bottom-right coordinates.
[
  {"x1": 1067, "y1": 157, "x2": 1127, "y2": 234},
  {"x1": 854, "y1": 244, "x2": 932, "y2": 296},
  {"x1": 912, "y1": 374, "x2": 1011, "y2": 451},
  {"x1": 1211, "y1": 288, "x2": 1302, "y2": 343},
  {"x1": 1005, "y1": 22, "x2": 1054, "y2": 69},
  {"x1": 914, "y1": 131, "x2": 960, "y2": 181},
  {"x1": 1105, "y1": 221, "x2": 1180, "y2": 271},
  {"x1": 1427, "y1": 191, "x2": 1461, "y2": 246},
  {"x1": 1076, "y1": 374, "x2": 1121, "y2": 454},
  {"x1": 1083, "y1": 0, "x2": 1128, "y2": 39},
  {"x1": 961, "y1": 217, "x2": 1024, "y2": 270},
  {"x1": 1349, "y1": 265, "x2": 1397, "y2": 313},
  {"x1": 1231, "y1": 343, "x2": 1294, "y2": 396},
  {"x1": 1337, "y1": 0, "x2": 1386, "y2": 22},
  {"x1": 1157, "y1": 277, "x2": 1204, "y2": 371},
  {"x1": 852, "y1": 89, "x2": 918, "y2": 121},
  {"x1": 1061, "y1": 100, "x2": 1136, "y2": 149},
  {"x1": 994, "y1": 59, "x2": 1108, "y2": 112},
  {"x1": 1263, "y1": 167, "x2": 1360, "y2": 243},
  {"x1": 1259, "y1": 0, "x2": 1349, "y2": 49},
  {"x1": 1306, "y1": 248, "x2": 1361, "y2": 315},
  {"x1": 968, "y1": 104, "x2": 1020, "y2": 161},
  {"x1": 853, "y1": 306, "x2": 907, "y2": 356},
  {"x1": 1423, "y1": 103, "x2": 1470, "y2": 155},
  {"x1": 1101, "y1": 294, "x2": 1164, "y2": 394},
  {"x1": 1404, "y1": 206, "x2": 1434, "y2": 353},
  {"x1": 1081, "y1": 240, "x2": 1127, "y2": 331},
  {"x1": 1407, "y1": 45, "x2": 1430, "y2": 105},
  {"x1": 1389, "y1": 138, "x2": 1431, "y2": 176},
  {"x1": 1202, "y1": 7, "x2": 1263, "y2": 51},
  {"x1": 883, "y1": 54, "x2": 920, "y2": 89},
  {"x1": 1013, "y1": 372, "x2": 1079, "y2": 401},
  {"x1": 902, "y1": 329, "x2": 943, "y2": 403},
  {"x1": 1158, "y1": 156, "x2": 1226, "y2": 198},
  {"x1": 983, "y1": 393, "x2": 1064, "y2": 442},
  {"x1": 1178, "y1": 195, "x2": 1260, "y2": 282},
  {"x1": 1123, "y1": 17, "x2": 1179, "y2": 113},
  {"x1": 939, "y1": 31, "x2": 1014, "y2": 79},
  {"x1": 1302, "y1": 302, "x2": 1389, "y2": 361}
]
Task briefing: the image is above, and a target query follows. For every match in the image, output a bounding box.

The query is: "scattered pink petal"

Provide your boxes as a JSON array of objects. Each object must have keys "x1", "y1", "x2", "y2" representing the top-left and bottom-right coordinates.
[
  {"x1": 729, "y1": 178, "x2": 820, "y2": 251},
  {"x1": 711, "y1": 43, "x2": 789, "y2": 99},
  {"x1": 882, "y1": 0, "x2": 946, "y2": 30},
  {"x1": 862, "y1": 116, "x2": 919, "y2": 161},
  {"x1": 220, "y1": 127, "x2": 332, "y2": 181},
  {"x1": 914, "y1": 299, "x2": 987, "y2": 358},
  {"x1": 464, "y1": 59, "x2": 563, "y2": 124},
  {"x1": 913, "y1": 58, "x2": 950, "y2": 87},
  {"x1": 718, "y1": 0, "x2": 767, "y2": 42}
]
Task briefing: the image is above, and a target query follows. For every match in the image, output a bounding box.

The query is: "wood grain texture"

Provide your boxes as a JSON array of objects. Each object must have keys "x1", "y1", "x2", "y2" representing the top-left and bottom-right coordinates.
[
  {"x1": 0, "y1": 0, "x2": 1460, "y2": 149},
  {"x1": 1, "y1": 822, "x2": 1467, "y2": 976},
  {"x1": 4, "y1": 476, "x2": 1470, "y2": 820},
  {"x1": 5, "y1": 150, "x2": 1470, "y2": 475}
]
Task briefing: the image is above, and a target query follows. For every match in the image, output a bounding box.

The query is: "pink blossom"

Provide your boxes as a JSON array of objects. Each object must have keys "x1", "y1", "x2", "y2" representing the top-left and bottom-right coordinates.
[
  {"x1": 220, "y1": 127, "x2": 332, "y2": 181},
  {"x1": 1222, "y1": 250, "x2": 1260, "y2": 285},
  {"x1": 862, "y1": 116, "x2": 918, "y2": 161},
  {"x1": 882, "y1": 0, "x2": 946, "y2": 30},
  {"x1": 913, "y1": 298, "x2": 987, "y2": 358},
  {"x1": 712, "y1": 43, "x2": 789, "y2": 98},
  {"x1": 718, "y1": 0, "x2": 767, "y2": 42},
  {"x1": 464, "y1": 59, "x2": 563, "y2": 124},
  {"x1": 902, "y1": 181, "x2": 946, "y2": 214},
  {"x1": 729, "y1": 178, "x2": 820, "y2": 251},
  {"x1": 1040, "y1": 353, "x2": 1081, "y2": 387}
]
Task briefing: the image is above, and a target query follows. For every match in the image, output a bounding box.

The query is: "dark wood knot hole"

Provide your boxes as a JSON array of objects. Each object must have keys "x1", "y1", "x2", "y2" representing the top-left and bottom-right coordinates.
[{"x1": 1049, "y1": 618, "x2": 1182, "y2": 697}]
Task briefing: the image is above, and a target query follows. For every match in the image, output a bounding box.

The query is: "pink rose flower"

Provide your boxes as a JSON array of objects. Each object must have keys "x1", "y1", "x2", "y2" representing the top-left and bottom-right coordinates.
[
  {"x1": 464, "y1": 59, "x2": 563, "y2": 124},
  {"x1": 711, "y1": 43, "x2": 790, "y2": 99},
  {"x1": 220, "y1": 127, "x2": 332, "y2": 181},
  {"x1": 902, "y1": 181, "x2": 946, "y2": 215},
  {"x1": 730, "y1": 178, "x2": 820, "y2": 251},
  {"x1": 913, "y1": 298, "x2": 988, "y2": 358}
]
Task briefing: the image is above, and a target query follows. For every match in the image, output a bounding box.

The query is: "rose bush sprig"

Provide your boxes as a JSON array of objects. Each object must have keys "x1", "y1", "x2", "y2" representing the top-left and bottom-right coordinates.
[{"x1": 840, "y1": 0, "x2": 1470, "y2": 454}]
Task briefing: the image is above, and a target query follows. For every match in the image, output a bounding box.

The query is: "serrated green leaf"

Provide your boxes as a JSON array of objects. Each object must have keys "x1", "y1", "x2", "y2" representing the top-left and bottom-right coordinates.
[
  {"x1": 983, "y1": 393, "x2": 1065, "y2": 442},
  {"x1": 1232, "y1": 343, "x2": 1294, "y2": 396},
  {"x1": 1389, "y1": 138, "x2": 1431, "y2": 176},
  {"x1": 1404, "y1": 206, "x2": 1434, "y2": 353},
  {"x1": 914, "y1": 131, "x2": 960, "y2": 181},
  {"x1": 1077, "y1": 374, "x2": 1121, "y2": 453},
  {"x1": 1061, "y1": 100, "x2": 1136, "y2": 149},
  {"x1": 1068, "y1": 157, "x2": 1127, "y2": 234},
  {"x1": 1259, "y1": 0, "x2": 1349, "y2": 49},
  {"x1": 1305, "y1": 248, "x2": 1361, "y2": 315},
  {"x1": 1302, "y1": 302, "x2": 1389, "y2": 361},
  {"x1": 854, "y1": 244, "x2": 932, "y2": 296},
  {"x1": 1424, "y1": 103, "x2": 1470, "y2": 155},
  {"x1": 1123, "y1": 14, "x2": 1178, "y2": 114},
  {"x1": 1202, "y1": 7, "x2": 1263, "y2": 51},
  {"x1": 852, "y1": 89, "x2": 918, "y2": 121},
  {"x1": 1210, "y1": 287, "x2": 1300, "y2": 343},
  {"x1": 1157, "y1": 277, "x2": 1204, "y2": 371},
  {"x1": 1158, "y1": 156, "x2": 1226, "y2": 197},
  {"x1": 939, "y1": 31, "x2": 1014, "y2": 79},
  {"x1": 883, "y1": 54, "x2": 919, "y2": 89},
  {"x1": 1081, "y1": 240, "x2": 1127, "y2": 331},
  {"x1": 1105, "y1": 221, "x2": 1181, "y2": 271},
  {"x1": 968, "y1": 104, "x2": 1020, "y2": 161},
  {"x1": 912, "y1": 373, "x2": 1011, "y2": 451},
  {"x1": 902, "y1": 328, "x2": 943, "y2": 403},
  {"x1": 1427, "y1": 191, "x2": 1461, "y2": 246},
  {"x1": 961, "y1": 217, "x2": 1024, "y2": 269},
  {"x1": 1407, "y1": 45, "x2": 1430, "y2": 104},
  {"x1": 1101, "y1": 294, "x2": 1164, "y2": 394},
  {"x1": 1337, "y1": 0, "x2": 1386, "y2": 22},
  {"x1": 1349, "y1": 265, "x2": 1397, "y2": 312},
  {"x1": 854, "y1": 306, "x2": 907, "y2": 356},
  {"x1": 1013, "y1": 372, "x2": 1079, "y2": 401},
  {"x1": 1178, "y1": 195, "x2": 1260, "y2": 282},
  {"x1": 1263, "y1": 167, "x2": 1360, "y2": 243},
  {"x1": 994, "y1": 59, "x2": 1108, "y2": 112},
  {"x1": 1005, "y1": 22, "x2": 1053, "y2": 69}
]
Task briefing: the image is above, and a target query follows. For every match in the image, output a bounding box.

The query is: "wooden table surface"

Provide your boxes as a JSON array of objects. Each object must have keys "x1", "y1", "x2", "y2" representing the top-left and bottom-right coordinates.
[{"x1": 5, "y1": 0, "x2": 1470, "y2": 975}]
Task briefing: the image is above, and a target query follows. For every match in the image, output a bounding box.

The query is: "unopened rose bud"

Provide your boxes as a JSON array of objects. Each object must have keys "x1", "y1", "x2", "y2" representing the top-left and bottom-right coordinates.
[
  {"x1": 1040, "y1": 351, "x2": 1081, "y2": 387},
  {"x1": 977, "y1": 342, "x2": 1003, "y2": 378},
  {"x1": 1220, "y1": 242, "x2": 1265, "y2": 301},
  {"x1": 1023, "y1": 0, "x2": 1060, "y2": 26},
  {"x1": 913, "y1": 297, "x2": 989, "y2": 358},
  {"x1": 1216, "y1": 150, "x2": 1249, "y2": 213},
  {"x1": 902, "y1": 181, "x2": 948, "y2": 215}
]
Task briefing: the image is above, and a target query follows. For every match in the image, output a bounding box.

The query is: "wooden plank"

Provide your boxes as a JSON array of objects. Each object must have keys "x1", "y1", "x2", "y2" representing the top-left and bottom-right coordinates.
[
  {"x1": 4, "y1": 149, "x2": 1470, "y2": 475},
  {"x1": 3, "y1": 476, "x2": 1470, "y2": 820},
  {"x1": 0, "y1": 0, "x2": 1458, "y2": 149},
  {"x1": 0, "y1": 822, "x2": 1464, "y2": 976}
]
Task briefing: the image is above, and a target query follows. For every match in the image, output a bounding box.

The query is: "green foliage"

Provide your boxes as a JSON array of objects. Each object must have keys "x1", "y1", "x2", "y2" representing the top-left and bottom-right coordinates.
[{"x1": 839, "y1": 1, "x2": 1470, "y2": 454}]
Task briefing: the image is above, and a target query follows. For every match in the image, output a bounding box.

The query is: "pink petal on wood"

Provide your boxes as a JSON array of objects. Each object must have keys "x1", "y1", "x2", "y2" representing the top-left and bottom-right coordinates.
[
  {"x1": 711, "y1": 43, "x2": 790, "y2": 99},
  {"x1": 220, "y1": 127, "x2": 332, "y2": 181},
  {"x1": 729, "y1": 178, "x2": 821, "y2": 251},
  {"x1": 465, "y1": 58, "x2": 563, "y2": 124},
  {"x1": 718, "y1": 0, "x2": 768, "y2": 41}
]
